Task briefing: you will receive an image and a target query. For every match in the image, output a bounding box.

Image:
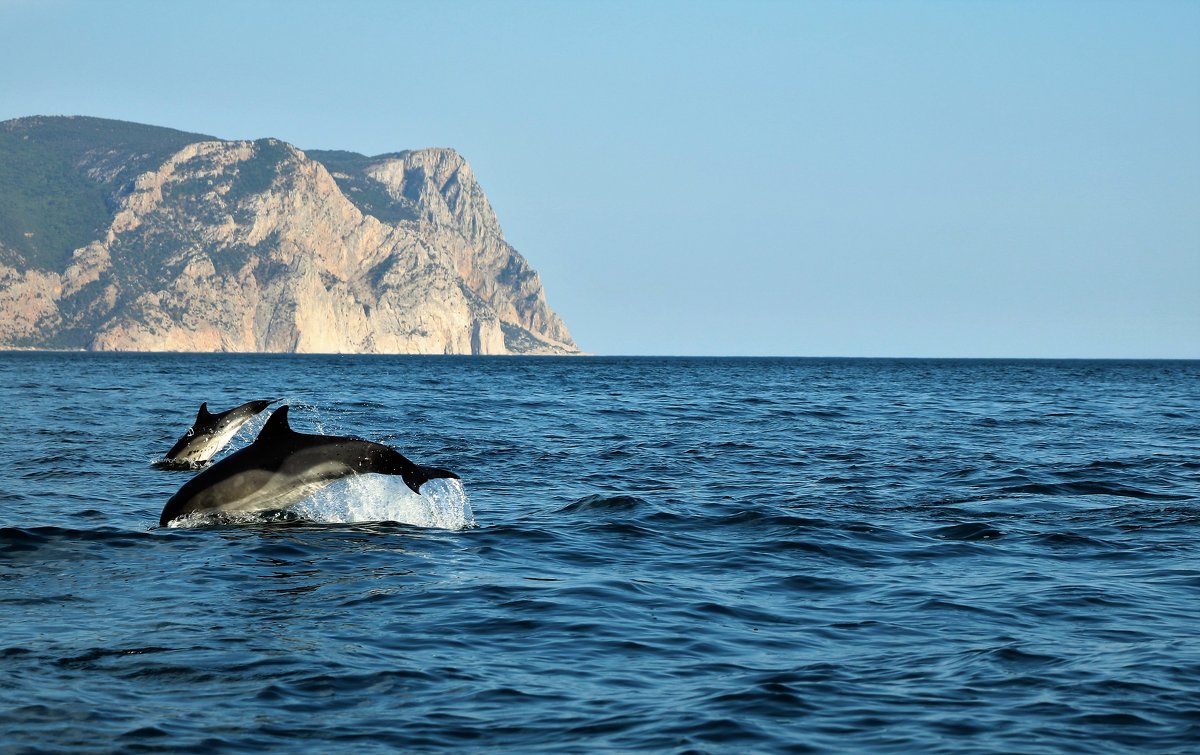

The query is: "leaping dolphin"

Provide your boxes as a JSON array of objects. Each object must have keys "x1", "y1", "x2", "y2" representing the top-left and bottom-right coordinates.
[
  {"x1": 159, "y1": 399, "x2": 278, "y2": 468},
  {"x1": 158, "y1": 405, "x2": 459, "y2": 526}
]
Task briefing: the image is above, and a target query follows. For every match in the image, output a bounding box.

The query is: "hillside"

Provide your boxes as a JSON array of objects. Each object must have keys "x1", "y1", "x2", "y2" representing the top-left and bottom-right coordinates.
[{"x1": 0, "y1": 116, "x2": 577, "y2": 354}]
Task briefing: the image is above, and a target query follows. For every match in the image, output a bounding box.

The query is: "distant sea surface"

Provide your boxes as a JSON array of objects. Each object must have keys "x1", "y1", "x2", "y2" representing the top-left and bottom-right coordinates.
[{"x1": 2, "y1": 353, "x2": 1198, "y2": 753}]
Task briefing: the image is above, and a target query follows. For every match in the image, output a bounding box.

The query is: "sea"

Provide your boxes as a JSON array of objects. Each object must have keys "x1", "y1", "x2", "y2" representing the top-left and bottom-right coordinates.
[{"x1": 1, "y1": 353, "x2": 1197, "y2": 754}]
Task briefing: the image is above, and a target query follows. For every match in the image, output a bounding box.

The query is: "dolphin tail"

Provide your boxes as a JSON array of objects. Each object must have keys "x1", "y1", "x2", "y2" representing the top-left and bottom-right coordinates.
[{"x1": 400, "y1": 464, "x2": 460, "y2": 495}]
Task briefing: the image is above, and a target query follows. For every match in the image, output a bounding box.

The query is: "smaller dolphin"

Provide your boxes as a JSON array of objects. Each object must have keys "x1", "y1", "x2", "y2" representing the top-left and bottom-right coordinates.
[
  {"x1": 159, "y1": 405, "x2": 459, "y2": 526},
  {"x1": 159, "y1": 399, "x2": 277, "y2": 468}
]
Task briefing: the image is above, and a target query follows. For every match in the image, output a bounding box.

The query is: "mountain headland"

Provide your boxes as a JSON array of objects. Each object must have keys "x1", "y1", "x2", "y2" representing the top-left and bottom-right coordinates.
[{"x1": 0, "y1": 116, "x2": 577, "y2": 354}]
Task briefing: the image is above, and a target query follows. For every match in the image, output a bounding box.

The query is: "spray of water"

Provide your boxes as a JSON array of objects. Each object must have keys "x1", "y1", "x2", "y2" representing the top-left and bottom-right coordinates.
[
  {"x1": 292, "y1": 475, "x2": 475, "y2": 530},
  {"x1": 165, "y1": 477, "x2": 474, "y2": 530}
]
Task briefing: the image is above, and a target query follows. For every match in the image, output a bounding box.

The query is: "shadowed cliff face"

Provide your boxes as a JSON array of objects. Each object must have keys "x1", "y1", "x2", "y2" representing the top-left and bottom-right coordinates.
[{"x1": 0, "y1": 116, "x2": 578, "y2": 354}]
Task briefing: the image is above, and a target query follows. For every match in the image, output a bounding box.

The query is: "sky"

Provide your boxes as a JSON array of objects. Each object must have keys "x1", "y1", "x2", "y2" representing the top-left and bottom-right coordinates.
[{"x1": 2, "y1": 0, "x2": 1197, "y2": 358}]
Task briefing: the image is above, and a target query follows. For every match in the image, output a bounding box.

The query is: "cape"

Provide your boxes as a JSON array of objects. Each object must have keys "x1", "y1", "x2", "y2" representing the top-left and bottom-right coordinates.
[{"x1": 0, "y1": 116, "x2": 577, "y2": 354}]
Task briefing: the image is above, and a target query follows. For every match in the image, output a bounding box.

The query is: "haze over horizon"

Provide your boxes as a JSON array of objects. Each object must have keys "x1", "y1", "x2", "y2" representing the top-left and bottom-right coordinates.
[{"x1": 2, "y1": 0, "x2": 1197, "y2": 358}]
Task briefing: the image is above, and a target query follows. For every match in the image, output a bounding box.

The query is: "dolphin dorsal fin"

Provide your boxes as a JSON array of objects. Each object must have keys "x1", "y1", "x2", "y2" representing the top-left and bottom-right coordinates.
[
  {"x1": 196, "y1": 402, "x2": 212, "y2": 422},
  {"x1": 256, "y1": 405, "x2": 295, "y2": 442}
]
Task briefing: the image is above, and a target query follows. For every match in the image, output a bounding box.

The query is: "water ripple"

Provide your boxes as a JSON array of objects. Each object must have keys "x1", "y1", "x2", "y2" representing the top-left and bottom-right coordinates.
[{"x1": 0, "y1": 354, "x2": 1197, "y2": 752}]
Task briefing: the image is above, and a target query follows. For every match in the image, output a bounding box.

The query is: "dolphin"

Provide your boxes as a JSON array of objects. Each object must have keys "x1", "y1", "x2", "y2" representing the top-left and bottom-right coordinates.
[
  {"x1": 158, "y1": 405, "x2": 459, "y2": 526},
  {"x1": 159, "y1": 399, "x2": 277, "y2": 468}
]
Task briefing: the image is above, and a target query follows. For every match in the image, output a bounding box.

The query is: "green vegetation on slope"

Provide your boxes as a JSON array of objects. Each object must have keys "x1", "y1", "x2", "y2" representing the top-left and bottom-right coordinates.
[
  {"x1": 0, "y1": 129, "x2": 110, "y2": 270},
  {"x1": 307, "y1": 149, "x2": 420, "y2": 224},
  {"x1": 235, "y1": 138, "x2": 292, "y2": 198},
  {"x1": 0, "y1": 116, "x2": 213, "y2": 271}
]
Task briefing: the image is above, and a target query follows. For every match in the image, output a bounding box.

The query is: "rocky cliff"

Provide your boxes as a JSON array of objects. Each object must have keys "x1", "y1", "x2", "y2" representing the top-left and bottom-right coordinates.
[{"x1": 0, "y1": 116, "x2": 577, "y2": 354}]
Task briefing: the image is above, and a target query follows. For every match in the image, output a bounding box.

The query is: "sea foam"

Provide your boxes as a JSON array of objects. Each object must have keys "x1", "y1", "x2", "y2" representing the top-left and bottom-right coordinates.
[{"x1": 291, "y1": 475, "x2": 475, "y2": 530}]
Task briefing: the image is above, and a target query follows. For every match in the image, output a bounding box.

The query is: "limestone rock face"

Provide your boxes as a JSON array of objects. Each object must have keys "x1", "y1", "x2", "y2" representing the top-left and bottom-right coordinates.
[
  {"x1": 365, "y1": 149, "x2": 576, "y2": 349},
  {"x1": 0, "y1": 116, "x2": 577, "y2": 354}
]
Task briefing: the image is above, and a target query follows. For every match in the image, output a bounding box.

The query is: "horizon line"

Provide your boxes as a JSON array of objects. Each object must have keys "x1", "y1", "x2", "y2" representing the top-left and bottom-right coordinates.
[{"x1": 1, "y1": 349, "x2": 1197, "y2": 362}]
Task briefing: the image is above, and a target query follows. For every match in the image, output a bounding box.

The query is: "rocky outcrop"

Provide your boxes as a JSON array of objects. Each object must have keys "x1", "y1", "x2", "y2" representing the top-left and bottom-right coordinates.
[
  {"x1": 364, "y1": 149, "x2": 575, "y2": 348},
  {"x1": 0, "y1": 116, "x2": 577, "y2": 354}
]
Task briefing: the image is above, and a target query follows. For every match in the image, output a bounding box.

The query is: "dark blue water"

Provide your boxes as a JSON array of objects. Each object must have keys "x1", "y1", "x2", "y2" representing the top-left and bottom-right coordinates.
[{"x1": 2, "y1": 354, "x2": 1198, "y2": 753}]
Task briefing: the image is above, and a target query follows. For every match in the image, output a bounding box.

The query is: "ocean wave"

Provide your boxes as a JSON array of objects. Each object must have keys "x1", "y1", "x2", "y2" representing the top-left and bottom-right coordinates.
[
  {"x1": 999, "y1": 481, "x2": 1191, "y2": 501},
  {"x1": 4, "y1": 355, "x2": 1200, "y2": 753}
]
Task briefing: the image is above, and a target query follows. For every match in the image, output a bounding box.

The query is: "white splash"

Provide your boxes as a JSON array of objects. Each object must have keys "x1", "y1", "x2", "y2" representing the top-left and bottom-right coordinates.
[{"x1": 291, "y1": 475, "x2": 475, "y2": 530}]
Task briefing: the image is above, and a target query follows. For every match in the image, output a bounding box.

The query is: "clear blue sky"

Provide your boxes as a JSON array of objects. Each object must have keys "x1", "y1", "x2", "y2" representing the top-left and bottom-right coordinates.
[{"x1": 3, "y1": 0, "x2": 1197, "y2": 357}]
